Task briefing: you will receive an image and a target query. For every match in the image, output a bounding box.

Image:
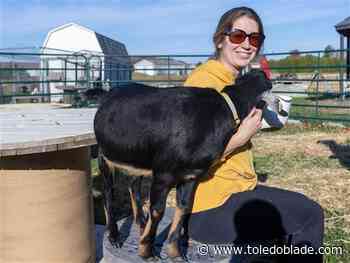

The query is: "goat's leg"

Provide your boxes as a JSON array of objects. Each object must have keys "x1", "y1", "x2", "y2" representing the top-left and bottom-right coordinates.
[
  {"x1": 128, "y1": 176, "x2": 147, "y2": 235},
  {"x1": 99, "y1": 155, "x2": 120, "y2": 247},
  {"x1": 167, "y1": 180, "x2": 197, "y2": 259},
  {"x1": 138, "y1": 175, "x2": 173, "y2": 259}
]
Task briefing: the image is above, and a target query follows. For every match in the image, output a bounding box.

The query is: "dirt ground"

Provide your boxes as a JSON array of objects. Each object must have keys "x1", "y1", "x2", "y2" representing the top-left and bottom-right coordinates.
[{"x1": 253, "y1": 127, "x2": 350, "y2": 233}]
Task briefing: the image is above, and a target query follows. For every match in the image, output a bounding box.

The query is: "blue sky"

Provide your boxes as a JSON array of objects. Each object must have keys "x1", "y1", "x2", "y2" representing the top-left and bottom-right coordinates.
[{"x1": 0, "y1": 0, "x2": 349, "y2": 55}]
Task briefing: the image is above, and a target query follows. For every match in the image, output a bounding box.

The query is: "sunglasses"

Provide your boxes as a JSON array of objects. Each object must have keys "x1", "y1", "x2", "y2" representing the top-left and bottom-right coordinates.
[{"x1": 224, "y1": 28, "x2": 265, "y2": 48}]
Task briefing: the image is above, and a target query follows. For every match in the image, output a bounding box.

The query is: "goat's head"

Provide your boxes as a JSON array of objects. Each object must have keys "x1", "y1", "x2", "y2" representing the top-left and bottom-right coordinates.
[{"x1": 222, "y1": 69, "x2": 291, "y2": 130}]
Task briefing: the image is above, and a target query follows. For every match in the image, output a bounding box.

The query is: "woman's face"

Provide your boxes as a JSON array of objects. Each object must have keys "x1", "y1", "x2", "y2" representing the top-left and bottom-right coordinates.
[{"x1": 218, "y1": 16, "x2": 259, "y2": 74}]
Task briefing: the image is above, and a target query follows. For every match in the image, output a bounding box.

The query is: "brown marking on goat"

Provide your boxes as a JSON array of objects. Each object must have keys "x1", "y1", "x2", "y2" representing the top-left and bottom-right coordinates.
[
  {"x1": 140, "y1": 214, "x2": 153, "y2": 244},
  {"x1": 128, "y1": 188, "x2": 138, "y2": 222},
  {"x1": 167, "y1": 206, "x2": 185, "y2": 258},
  {"x1": 104, "y1": 206, "x2": 109, "y2": 225},
  {"x1": 139, "y1": 215, "x2": 153, "y2": 257},
  {"x1": 138, "y1": 242, "x2": 153, "y2": 259},
  {"x1": 139, "y1": 209, "x2": 165, "y2": 255},
  {"x1": 152, "y1": 209, "x2": 163, "y2": 219},
  {"x1": 103, "y1": 156, "x2": 152, "y2": 177}
]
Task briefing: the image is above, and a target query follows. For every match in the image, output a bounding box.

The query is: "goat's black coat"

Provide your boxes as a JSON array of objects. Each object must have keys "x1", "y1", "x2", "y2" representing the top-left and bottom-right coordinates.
[
  {"x1": 94, "y1": 70, "x2": 271, "y2": 180},
  {"x1": 93, "y1": 69, "x2": 272, "y2": 258},
  {"x1": 95, "y1": 86, "x2": 231, "y2": 176}
]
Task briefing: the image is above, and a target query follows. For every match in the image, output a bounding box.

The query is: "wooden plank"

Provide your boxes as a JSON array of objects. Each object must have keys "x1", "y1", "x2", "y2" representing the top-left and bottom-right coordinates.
[
  {"x1": 15, "y1": 144, "x2": 59, "y2": 156},
  {"x1": 0, "y1": 104, "x2": 98, "y2": 156}
]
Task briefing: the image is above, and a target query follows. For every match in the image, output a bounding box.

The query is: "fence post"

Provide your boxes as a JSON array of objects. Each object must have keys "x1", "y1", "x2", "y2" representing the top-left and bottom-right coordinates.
[
  {"x1": 339, "y1": 40, "x2": 345, "y2": 101},
  {"x1": 75, "y1": 56, "x2": 78, "y2": 88},
  {"x1": 85, "y1": 55, "x2": 90, "y2": 89},
  {"x1": 168, "y1": 56, "x2": 170, "y2": 87},
  {"x1": 44, "y1": 57, "x2": 50, "y2": 103},
  {"x1": 11, "y1": 56, "x2": 15, "y2": 103},
  {"x1": 64, "y1": 59, "x2": 67, "y2": 90},
  {"x1": 315, "y1": 52, "x2": 321, "y2": 117}
]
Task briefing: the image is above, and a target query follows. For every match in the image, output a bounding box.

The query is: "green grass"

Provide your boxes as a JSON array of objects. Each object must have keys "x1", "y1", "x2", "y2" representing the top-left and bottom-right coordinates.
[
  {"x1": 91, "y1": 158, "x2": 99, "y2": 177},
  {"x1": 324, "y1": 210, "x2": 350, "y2": 263},
  {"x1": 90, "y1": 158, "x2": 106, "y2": 224},
  {"x1": 261, "y1": 122, "x2": 345, "y2": 136},
  {"x1": 254, "y1": 152, "x2": 342, "y2": 178}
]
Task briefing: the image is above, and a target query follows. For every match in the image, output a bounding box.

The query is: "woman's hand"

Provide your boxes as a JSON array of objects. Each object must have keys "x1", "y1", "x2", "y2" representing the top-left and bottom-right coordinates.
[
  {"x1": 223, "y1": 107, "x2": 262, "y2": 157},
  {"x1": 236, "y1": 107, "x2": 263, "y2": 144}
]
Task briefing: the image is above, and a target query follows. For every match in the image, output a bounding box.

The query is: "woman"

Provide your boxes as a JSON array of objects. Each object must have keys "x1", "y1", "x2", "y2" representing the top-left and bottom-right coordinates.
[{"x1": 184, "y1": 7, "x2": 324, "y2": 262}]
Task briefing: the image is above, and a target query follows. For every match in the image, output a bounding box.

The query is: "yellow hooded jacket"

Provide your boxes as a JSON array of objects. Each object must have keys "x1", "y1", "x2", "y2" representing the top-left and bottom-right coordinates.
[{"x1": 184, "y1": 60, "x2": 257, "y2": 213}]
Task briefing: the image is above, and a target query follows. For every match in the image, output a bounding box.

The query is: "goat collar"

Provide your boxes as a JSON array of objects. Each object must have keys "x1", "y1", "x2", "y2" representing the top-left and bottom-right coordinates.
[{"x1": 220, "y1": 91, "x2": 240, "y2": 126}]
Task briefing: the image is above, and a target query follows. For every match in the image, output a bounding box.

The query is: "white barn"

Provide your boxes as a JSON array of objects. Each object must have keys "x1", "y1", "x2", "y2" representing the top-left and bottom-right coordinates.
[
  {"x1": 41, "y1": 23, "x2": 131, "y2": 102},
  {"x1": 133, "y1": 58, "x2": 191, "y2": 76}
]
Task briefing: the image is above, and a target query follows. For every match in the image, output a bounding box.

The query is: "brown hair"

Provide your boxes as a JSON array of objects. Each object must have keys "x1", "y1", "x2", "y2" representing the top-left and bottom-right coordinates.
[{"x1": 213, "y1": 7, "x2": 265, "y2": 58}]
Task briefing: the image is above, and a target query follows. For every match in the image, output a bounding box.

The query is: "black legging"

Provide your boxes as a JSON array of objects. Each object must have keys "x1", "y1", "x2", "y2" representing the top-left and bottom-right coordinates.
[{"x1": 188, "y1": 185, "x2": 324, "y2": 262}]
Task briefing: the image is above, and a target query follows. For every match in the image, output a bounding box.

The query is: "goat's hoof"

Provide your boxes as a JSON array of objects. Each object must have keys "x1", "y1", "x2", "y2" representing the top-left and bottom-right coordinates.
[
  {"x1": 112, "y1": 242, "x2": 122, "y2": 249},
  {"x1": 108, "y1": 236, "x2": 122, "y2": 249},
  {"x1": 110, "y1": 241, "x2": 122, "y2": 249},
  {"x1": 167, "y1": 242, "x2": 182, "y2": 259},
  {"x1": 139, "y1": 227, "x2": 145, "y2": 236},
  {"x1": 139, "y1": 243, "x2": 154, "y2": 259}
]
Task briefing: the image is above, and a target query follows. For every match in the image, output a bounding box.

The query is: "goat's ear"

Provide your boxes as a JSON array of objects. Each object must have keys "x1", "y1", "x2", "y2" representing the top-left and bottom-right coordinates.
[
  {"x1": 235, "y1": 69, "x2": 267, "y2": 88},
  {"x1": 253, "y1": 69, "x2": 272, "y2": 92},
  {"x1": 251, "y1": 69, "x2": 268, "y2": 79}
]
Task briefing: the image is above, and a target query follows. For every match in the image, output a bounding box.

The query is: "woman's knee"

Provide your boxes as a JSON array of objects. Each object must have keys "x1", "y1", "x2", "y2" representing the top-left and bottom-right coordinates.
[
  {"x1": 299, "y1": 195, "x2": 324, "y2": 225},
  {"x1": 290, "y1": 196, "x2": 324, "y2": 249}
]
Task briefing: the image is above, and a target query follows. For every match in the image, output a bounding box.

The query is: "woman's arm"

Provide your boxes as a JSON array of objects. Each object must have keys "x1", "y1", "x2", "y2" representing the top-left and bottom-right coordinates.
[{"x1": 223, "y1": 107, "x2": 262, "y2": 157}]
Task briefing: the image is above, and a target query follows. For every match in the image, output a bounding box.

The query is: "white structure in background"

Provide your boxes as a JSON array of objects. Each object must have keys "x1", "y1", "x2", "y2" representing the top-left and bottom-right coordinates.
[
  {"x1": 41, "y1": 23, "x2": 131, "y2": 102},
  {"x1": 133, "y1": 58, "x2": 191, "y2": 76}
]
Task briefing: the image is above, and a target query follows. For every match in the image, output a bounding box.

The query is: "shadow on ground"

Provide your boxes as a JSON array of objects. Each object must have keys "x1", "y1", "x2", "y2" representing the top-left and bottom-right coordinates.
[{"x1": 318, "y1": 139, "x2": 350, "y2": 170}]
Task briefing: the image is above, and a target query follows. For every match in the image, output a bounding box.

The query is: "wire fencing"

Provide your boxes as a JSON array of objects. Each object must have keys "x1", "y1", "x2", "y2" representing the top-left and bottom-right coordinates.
[{"x1": 0, "y1": 48, "x2": 349, "y2": 123}]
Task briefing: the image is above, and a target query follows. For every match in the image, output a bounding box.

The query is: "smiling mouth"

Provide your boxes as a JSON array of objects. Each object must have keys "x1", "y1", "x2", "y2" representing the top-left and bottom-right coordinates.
[{"x1": 237, "y1": 52, "x2": 251, "y2": 58}]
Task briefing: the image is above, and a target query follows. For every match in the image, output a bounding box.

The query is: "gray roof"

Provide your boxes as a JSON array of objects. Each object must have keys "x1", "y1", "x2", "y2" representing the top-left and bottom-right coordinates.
[
  {"x1": 335, "y1": 16, "x2": 350, "y2": 35},
  {"x1": 95, "y1": 33, "x2": 128, "y2": 56},
  {"x1": 95, "y1": 33, "x2": 131, "y2": 65}
]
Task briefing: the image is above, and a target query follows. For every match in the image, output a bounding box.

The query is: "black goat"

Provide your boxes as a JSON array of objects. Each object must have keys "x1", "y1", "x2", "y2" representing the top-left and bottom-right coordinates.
[{"x1": 93, "y1": 69, "x2": 272, "y2": 259}]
